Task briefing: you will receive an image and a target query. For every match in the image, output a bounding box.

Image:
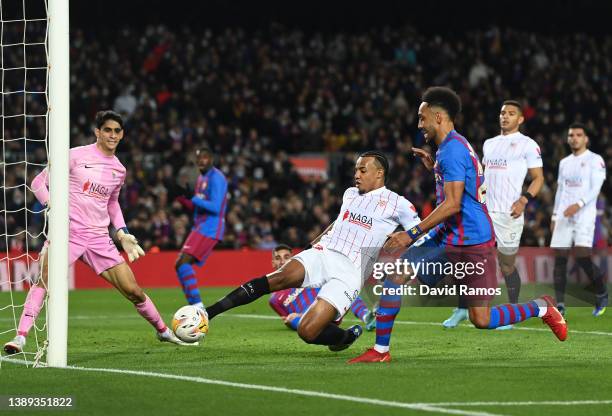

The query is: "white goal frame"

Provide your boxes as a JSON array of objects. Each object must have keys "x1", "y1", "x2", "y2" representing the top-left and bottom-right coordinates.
[{"x1": 46, "y1": 0, "x2": 69, "y2": 368}]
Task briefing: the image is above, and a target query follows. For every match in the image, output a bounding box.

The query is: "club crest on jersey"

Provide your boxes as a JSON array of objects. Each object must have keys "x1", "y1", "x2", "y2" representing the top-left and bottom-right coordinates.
[
  {"x1": 82, "y1": 179, "x2": 109, "y2": 199},
  {"x1": 342, "y1": 210, "x2": 373, "y2": 230}
]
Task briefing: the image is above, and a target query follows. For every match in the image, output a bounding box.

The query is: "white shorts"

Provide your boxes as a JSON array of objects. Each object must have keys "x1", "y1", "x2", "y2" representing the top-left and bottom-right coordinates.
[
  {"x1": 489, "y1": 212, "x2": 524, "y2": 255},
  {"x1": 293, "y1": 247, "x2": 362, "y2": 319},
  {"x1": 550, "y1": 217, "x2": 595, "y2": 248}
]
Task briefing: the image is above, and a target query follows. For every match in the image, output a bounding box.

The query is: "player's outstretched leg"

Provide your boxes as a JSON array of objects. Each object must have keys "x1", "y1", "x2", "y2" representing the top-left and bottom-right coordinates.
[
  {"x1": 206, "y1": 259, "x2": 305, "y2": 320},
  {"x1": 575, "y1": 255, "x2": 608, "y2": 317},
  {"x1": 3, "y1": 285, "x2": 46, "y2": 355},
  {"x1": 101, "y1": 263, "x2": 194, "y2": 346},
  {"x1": 349, "y1": 278, "x2": 401, "y2": 363},
  {"x1": 4, "y1": 248, "x2": 49, "y2": 355},
  {"x1": 297, "y1": 299, "x2": 362, "y2": 351},
  {"x1": 175, "y1": 254, "x2": 203, "y2": 309},
  {"x1": 350, "y1": 296, "x2": 373, "y2": 330},
  {"x1": 470, "y1": 296, "x2": 567, "y2": 341}
]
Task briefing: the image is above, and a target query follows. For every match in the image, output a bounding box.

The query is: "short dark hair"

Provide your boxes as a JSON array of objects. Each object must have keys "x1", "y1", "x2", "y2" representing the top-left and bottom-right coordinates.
[
  {"x1": 273, "y1": 244, "x2": 292, "y2": 253},
  {"x1": 422, "y1": 87, "x2": 462, "y2": 120},
  {"x1": 359, "y1": 150, "x2": 389, "y2": 180},
  {"x1": 197, "y1": 146, "x2": 213, "y2": 156},
  {"x1": 569, "y1": 122, "x2": 589, "y2": 136},
  {"x1": 502, "y1": 100, "x2": 523, "y2": 114},
  {"x1": 95, "y1": 110, "x2": 124, "y2": 129}
]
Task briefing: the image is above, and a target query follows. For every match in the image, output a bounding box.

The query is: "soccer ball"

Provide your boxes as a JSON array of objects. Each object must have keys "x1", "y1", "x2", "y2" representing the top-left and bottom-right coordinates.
[{"x1": 171, "y1": 305, "x2": 209, "y2": 343}]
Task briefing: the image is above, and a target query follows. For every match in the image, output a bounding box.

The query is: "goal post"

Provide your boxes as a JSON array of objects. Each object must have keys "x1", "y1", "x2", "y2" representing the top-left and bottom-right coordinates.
[{"x1": 47, "y1": 0, "x2": 69, "y2": 368}]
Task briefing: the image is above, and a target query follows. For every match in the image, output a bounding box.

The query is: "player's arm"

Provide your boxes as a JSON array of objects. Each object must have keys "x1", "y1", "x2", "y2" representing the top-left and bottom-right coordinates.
[
  {"x1": 386, "y1": 182, "x2": 464, "y2": 250},
  {"x1": 563, "y1": 157, "x2": 606, "y2": 218},
  {"x1": 31, "y1": 168, "x2": 50, "y2": 207},
  {"x1": 510, "y1": 167, "x2": 544, "y2": 218},
  {"x1": 387, "y1": 144, "x2": 466, "y2": 249},
  {"x1": 108, "y1": 183, "x2": 145, "y2": 262},
  {"x1": 191, "y1": 175, "x2": 228, "y2": 214},
  {"x1": 551, "y1": 172, "x2": 563, "y2": 232},
  {"x1": 411, "y1": 147, "x2": 434, "y2": 171},
  {"x1": 511, "y1": 141, "x2": 544, "y2": 218},
  {"x1": 419, "y1": 181, "x2": 464, "y2": 231}
]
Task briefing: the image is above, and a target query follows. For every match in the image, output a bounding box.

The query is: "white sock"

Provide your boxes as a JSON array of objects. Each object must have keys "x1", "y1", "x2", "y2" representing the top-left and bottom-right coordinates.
[
  {"x1": 374, "y1": 344, "x2": 389, "y2": 353},
  {"x1": 534, "y1": 298, "x2": 548, "y2": 317}
]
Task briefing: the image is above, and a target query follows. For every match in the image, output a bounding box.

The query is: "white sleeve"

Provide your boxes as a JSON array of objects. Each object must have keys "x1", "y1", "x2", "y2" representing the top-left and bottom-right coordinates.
[
  {"x1": 578, "y1": 155, "x2": 606, "y2": 206},
  {"x1": 482, "y1": 141, "x2": 489, "y2": 165},
  {"x1": 396, "y1": 197, "x2": 421, "y2": 230},
  {"x1": 525, "y1": 139, "x2": 543, "y2": 168}
]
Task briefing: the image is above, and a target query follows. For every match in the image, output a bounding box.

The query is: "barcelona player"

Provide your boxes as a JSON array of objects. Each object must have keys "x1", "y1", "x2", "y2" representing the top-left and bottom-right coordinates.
[
  {"x1": 174, "y1": 147, "x2": 228, "y2": 310},
  {"x1": 350, "y1": 87, "x2": 567, "y2": 363}
]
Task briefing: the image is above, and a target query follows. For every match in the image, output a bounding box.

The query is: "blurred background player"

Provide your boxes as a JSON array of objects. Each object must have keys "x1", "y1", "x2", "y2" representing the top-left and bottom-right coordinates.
[
  {"x1": 551, "y1": 123, "x2": 608, "y2": 316},
  {"x1": 442, "y1": 100, "x2": 544, "y2": 329},
  {"x1": 350, "y1": 87, "x2": 566, "y2": 363},
  {"x1": 174, "y1": 147, "x2": 228, "y2": 310},
  {"x1": 203, "y1": 151, "x2": 420, "y2": 351},
  {"x1": 4, "y1": 111, "x2": 188, "y2": 355},
  {"x1": 268, "y1": 244, "x2": 376, "y2": 331}
]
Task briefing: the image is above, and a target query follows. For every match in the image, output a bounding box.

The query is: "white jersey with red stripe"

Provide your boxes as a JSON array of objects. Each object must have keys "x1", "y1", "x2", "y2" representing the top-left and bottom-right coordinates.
[
  {"x1": 483, "y1": 131, "x2": 542, "y2": 213},
  {"x1": 318, "y1": 186, "x2": 420, "y2": 277}
]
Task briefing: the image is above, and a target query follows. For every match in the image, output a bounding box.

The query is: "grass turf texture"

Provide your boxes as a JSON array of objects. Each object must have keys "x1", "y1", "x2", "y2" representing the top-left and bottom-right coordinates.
[{"x1": 1, "y1": 287, "x2": 611, "y2": 416}]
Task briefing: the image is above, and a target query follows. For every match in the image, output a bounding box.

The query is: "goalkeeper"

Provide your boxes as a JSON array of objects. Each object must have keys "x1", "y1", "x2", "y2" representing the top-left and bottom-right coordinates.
[{"x1": 4, "y1": 110, "x2": 190, "y2": 355}]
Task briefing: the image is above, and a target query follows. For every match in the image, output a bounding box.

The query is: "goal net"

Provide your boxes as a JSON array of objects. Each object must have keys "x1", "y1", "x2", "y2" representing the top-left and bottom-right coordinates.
[{"x1": 0, "y1": 0, "x2": 69, "y2": 368}]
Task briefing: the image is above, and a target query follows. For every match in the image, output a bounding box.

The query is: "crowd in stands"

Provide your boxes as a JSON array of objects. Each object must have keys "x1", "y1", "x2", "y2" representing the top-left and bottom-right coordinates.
[{"x1": 3, "y1": 23, "x2": 611, "y2": 253}]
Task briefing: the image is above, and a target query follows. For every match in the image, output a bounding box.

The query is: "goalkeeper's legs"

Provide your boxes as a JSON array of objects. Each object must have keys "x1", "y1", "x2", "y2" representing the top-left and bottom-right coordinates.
[
  {"x1": 5, "y1": 248, "x2": 48, "y2": 354},
  {"x1": 101, "y1": 263, "x2": 167, "y2": 334},
  {"x1": 206, "y1": 259, "x2": 306, "y2": 320}
]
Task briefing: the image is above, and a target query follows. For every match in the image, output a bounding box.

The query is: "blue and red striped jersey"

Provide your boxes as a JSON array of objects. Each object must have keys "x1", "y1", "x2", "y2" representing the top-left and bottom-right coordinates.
[
  {"x1": 191, "y1": 167, "x2": 228, "y2": 240},
  {"x1": 432, "y1": 130, "x2": 493, "y2": 246}
]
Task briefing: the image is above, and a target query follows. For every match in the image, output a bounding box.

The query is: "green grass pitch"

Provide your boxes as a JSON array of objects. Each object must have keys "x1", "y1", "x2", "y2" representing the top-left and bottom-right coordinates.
[{"x1": 1, "y1": 287, "x2": 611, "y2": 416}]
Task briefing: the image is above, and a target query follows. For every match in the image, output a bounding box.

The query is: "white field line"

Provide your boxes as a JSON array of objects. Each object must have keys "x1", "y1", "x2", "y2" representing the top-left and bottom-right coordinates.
[
  {"x1": 1, "y1": 312, "x2": 611, "y2": 337},
  {"x1": 414, "y1": 400, "x2": 612, "y2": 407},
  {"x1": 0, "y1": 357, "x2": 503, "y2": 416},
  {"x1": 3, "y1": 357, "x2": 612, "y2": 412}
]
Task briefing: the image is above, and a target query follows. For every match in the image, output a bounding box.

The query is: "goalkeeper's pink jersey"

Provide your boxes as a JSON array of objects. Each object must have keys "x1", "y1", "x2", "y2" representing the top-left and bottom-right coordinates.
[{"x1": 31, "y1": 143, "x2": 127, "y2": 236}]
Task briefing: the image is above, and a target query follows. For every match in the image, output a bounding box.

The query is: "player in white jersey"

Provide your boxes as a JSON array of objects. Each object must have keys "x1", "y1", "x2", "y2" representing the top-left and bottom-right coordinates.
[
  {"x1": 442, "y1": 100, "x2": 544, "y2": 328},
  {"x1": 551, "y1": 122, "x2": 608, "y2": 317},
  {"x1": 204, "y1": 151, "x2": 420, "y2": 351},
  {"x1": 4, "y1": 111, "x2": 190, "y2": 355}
]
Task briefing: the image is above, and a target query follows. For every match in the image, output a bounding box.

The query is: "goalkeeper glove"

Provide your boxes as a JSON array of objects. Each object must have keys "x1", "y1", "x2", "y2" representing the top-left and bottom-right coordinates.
[{"x1": 116, "y1": 228, "x2": 145, "y2": 262}]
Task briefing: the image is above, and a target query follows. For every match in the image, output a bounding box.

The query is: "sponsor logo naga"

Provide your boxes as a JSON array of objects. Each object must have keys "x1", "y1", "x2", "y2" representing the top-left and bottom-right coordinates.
[
  {"x1": 342, "y1": 210, "x2": 373, "y2": 229},
  {"x1": 82, "y1": 180, "x2": 110, "y2": 199},
  {"x1": 486, "y1": 158, "x2": 508, "y2": 169}
]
